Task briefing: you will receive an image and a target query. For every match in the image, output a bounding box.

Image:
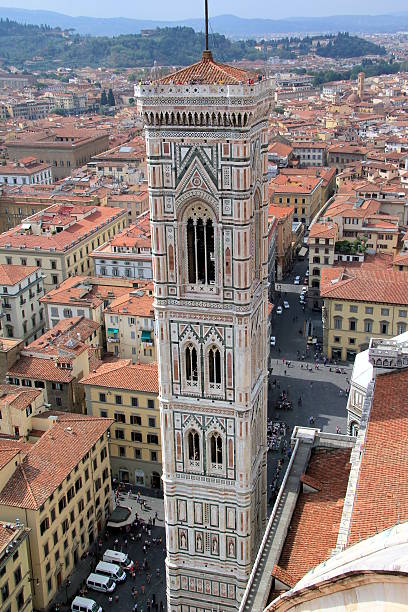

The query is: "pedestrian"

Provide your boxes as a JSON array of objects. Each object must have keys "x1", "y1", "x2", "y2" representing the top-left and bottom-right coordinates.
[
  {"x1": 141, "y1": 585, "x2": 145, "y2": 595},
  {"x1": 133, "y1": 605, "x2": 138, "y2": 612},
  {"x1": 284, "y1": 369, "x2": 286, "y2": 376},
  {"x1": 155, "y1": 511, "x2": 158, "y2": 520},
  {"x1": 115, "y1": 594, "x2": 119, "y2": 605},
  {"x1": 108, "y1": 595, "x2": 113, "y2": 605}
]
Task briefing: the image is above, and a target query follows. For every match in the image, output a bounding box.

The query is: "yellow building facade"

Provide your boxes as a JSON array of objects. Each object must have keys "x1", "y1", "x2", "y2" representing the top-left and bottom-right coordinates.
[
  {"x1": 81, "y1": 360, "x2": 161, "y2": 489},
  {"x1": 0, "y1": 414, "x2": 113, "y2": 611},
  {"x1": 0, "y1": 522, "x2": 32, "y2": 612},
  {"x1": 321, "y1": 263, "x2": 408, "y2": 361}
]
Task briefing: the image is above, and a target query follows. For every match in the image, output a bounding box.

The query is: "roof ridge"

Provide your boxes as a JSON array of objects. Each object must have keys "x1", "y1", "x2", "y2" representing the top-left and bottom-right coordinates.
[{"x1": 19, "y1": 462, "x2": 39, "y2": 508}]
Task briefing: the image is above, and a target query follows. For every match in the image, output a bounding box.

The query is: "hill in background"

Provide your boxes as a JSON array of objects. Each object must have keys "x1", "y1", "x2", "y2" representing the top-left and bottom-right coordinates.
[{"x1": 1, "y1": 6, "x2": 408, "y2": 37}]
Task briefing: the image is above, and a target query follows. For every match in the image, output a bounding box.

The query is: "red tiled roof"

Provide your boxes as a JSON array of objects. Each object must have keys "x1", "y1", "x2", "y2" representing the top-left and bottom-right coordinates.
[
  {"x1": 80, "y1": 360, "x2": 158, "y2": 393},
  {"x1": 159, "y1": 51, "x2": 252, "y2": 85},
  {"x1": 348, "y1": 369, "x2": 408, "y2": 545},
  {"x1": 106, "y1": 288, "x2": 154, "y2": 318},
  {"x1": 8, "y1": 356, "x2": 74, "y2": 383},
  {"x1": 277, "y1": 448, "x2": 351, "y2": 584},
  {"x1": 0, "y1": 385, "x2": 41, "y2": 411},
  {"x1": 0, "y1": 264, "x2": 39, "y2": 285},
  {"x1": 320, "y1": 263, "x2": 408, "y2": 305},
  {"x1": 308, "y1": 222, "x2": 337, "y2": 240},
  {"x1": 0, "y1": 415, "x2": 112, "y2": 510}
]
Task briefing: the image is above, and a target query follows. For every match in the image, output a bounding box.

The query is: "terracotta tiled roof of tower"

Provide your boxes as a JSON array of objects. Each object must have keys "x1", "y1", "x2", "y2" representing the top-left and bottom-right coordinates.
[{"x1": 159, "y1": 51, "x2": 253, "y2": 85}]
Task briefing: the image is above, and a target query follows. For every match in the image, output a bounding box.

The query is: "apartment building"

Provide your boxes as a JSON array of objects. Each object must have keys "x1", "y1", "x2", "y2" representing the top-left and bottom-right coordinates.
[
  {"x1": 0, "y1": 265, "x2": 45, "y2": 344},
  {"x1": 0, "y1": 521, "x2": 32, "y2": 612},
  {"x1": 327, "y1": 144, "x2": 367, "y2": 172},
  {"x1": 40, "y1": 276, "x2": 134, "y2": 344},
  {"x1": 269, "y1": 173, "x2": 323, "y2": 226},
  {"x1": 308, "y1": 223, "x2": 338, "y2": 310},
  {"x1": 104, "y1": 286, "x2": 155, "y2": 362},
  {"x1": 0, "y1": 204, "x2": 127, "y2": 290},
  {"x1": 321, "y1": 259, "x2": 408, "y2": 361},
  {"x1": 92, "y1": 136, "x2": 147, "y2": 184},
  {"x1": 7, "y1": 128, "x2": 109, "y2": 180},
  {"x1": 91, "y1": 211, "x2": 152, "y2": 281},
  {"x1": 81, "y1": 360, "x2": 161, "y2": 489},
  {"x1": 7, "y1": 317, "x2": 99, "y2": 413},
  {"x1": 0, "y1": 158, "x2": 53, "y2": 187},
  {"x1": 0, "y1": 414, "x2": 113, "y2": 611},
  {"x1": 322, "y1": 195, "x2": 400, "y2": 256},
  {"x1": 291, "y1": 141, "x2": 327, "y2": 167},
  {"x1": 6, "y1": 99, "x2": 51, "y2": 121},
  {"x1": 268, "y1": 205, "x2": 294, "y2": 280},
  {"x1": 0, "y1": 384, "x2": 47, "y2": 438},
  {"x1": 0, "y1": 338, "x2": 24, "y2": 385},
  {"x1": 107, "y1": 186, "x2": 149, "y2": 224}
]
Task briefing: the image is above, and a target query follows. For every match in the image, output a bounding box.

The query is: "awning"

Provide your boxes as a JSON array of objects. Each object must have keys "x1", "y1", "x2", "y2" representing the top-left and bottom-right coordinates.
[
  {"x1": 141, "y1": 330, "x2": 151, "y2": 341},
  {"x1": 298, "y1": 246, "x2": 308, "y2": 257}
]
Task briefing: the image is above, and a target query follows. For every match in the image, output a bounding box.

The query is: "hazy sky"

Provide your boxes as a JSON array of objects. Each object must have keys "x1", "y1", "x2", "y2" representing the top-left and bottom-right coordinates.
[{"x1": 1, "y1": 0, "x2": 408, "y2": 20}]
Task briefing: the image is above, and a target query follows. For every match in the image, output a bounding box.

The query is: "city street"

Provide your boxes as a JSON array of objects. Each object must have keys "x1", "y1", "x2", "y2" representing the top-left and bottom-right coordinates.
[{"x1": 266, "y1": 259, "x2": 350, "y2": 505}]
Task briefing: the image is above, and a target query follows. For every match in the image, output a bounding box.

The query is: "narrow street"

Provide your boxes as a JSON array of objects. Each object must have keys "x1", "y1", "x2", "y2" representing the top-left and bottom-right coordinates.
[{"x1": 266, "y1": 258, "x2": 350, "y2": 507}]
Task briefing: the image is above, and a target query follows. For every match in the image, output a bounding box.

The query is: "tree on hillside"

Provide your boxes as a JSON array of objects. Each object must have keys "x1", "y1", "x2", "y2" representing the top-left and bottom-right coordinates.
[{"x1": 107, "y1": 88, "x2": 115, "y2": 106}]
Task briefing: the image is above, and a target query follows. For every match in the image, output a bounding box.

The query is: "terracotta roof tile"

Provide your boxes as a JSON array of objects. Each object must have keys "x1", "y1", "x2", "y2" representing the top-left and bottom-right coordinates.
[
  {"x1": 0, "y1": 264, "x2": 39, "y2": 286},
  {"x1": 320, "y1": 263, "x2": 408, "y2": 305},
  {"x1": 8, "y1": 356, "x2": 74, "y2": 383},
  {"x1": 159, "y1": 52, "x2": 252, "y2": 85},
  {"x1": 348, "y1": 369, "x2": 408, "y2": 545},
  {"x1": 0, "y1": 415, "x2": 112, "y2": 510},
  {"x1": 277, "y1": 448, "x2": 351, "y2": 584},
  {"x1": 81, "y1": 360, "x2": 158, "y2": 394}
]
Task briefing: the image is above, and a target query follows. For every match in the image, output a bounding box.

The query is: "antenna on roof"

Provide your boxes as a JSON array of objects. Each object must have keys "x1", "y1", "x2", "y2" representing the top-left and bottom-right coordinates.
[
  {"x1": 205, "y1": 0, "x2": 209, "y2": 51},
  {"x1": 202, "y1": 0, "x2": 212, "y2": 61}
]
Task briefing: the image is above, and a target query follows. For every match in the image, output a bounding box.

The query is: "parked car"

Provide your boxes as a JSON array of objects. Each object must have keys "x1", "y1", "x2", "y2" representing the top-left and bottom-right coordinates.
[
  {"x1": 95, "y1": 561, "x2": 126, "y2": 583},
  {"x1": 276, "y1": 306, "x2": 283, "y2": 315},
  {"x1": 283, "y1": 301, "x2": 290, "y2": 309},
  {"x1": 270, "y1": 336, "x2": 276, "y2": 346},
  {"x1": 72, "y1": 596, "x2": 102, "y2": 612},
  {"x1": 103, "y1": 550, "x2": 134, "y2": 571},
  {"x1": 86, "y1": 573, "x2": 116, "y2": 594}
]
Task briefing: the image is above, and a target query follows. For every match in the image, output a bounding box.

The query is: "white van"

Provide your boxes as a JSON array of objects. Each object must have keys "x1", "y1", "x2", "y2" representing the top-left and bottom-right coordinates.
[
  {"x1": 95, "y1": 560, "x2": 126, "y2": 583},
  {"x1": 86, "y1": 572, "x2": 116, "y2": 593},
  {"x1": 71, "y1": 596, "x2": 102, "y2": 612},
  {"x1": 103, "y1": 549, "x2": 133, "y2": 570}
]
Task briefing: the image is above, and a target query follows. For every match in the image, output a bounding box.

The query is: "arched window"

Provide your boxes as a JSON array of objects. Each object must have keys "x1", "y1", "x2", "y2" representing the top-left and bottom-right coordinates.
[
  {"x1": 208, "y1": 346, "x2": 221, "y2": 384},
  {"x1": 185, "y1": 344, "x2": 198, "y2": 382},
  {"x1": 210, "y1": 433, "x2": 223, "y2": 466},
  {"x1": 187, "y1": 215, "x2": 215, "y2": 285},
  {"x1": 188, "y1": 430, "x2": 200, "y2": 461}
]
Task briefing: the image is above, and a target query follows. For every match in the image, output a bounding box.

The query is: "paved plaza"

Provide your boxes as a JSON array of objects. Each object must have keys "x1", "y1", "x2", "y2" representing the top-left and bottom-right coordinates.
[
  {"x1": 266, "y1": 259, "x2": 350, "y2": 506},
  {"x1": 54, "y1": 491, "x2": 167, "y2": 611}
]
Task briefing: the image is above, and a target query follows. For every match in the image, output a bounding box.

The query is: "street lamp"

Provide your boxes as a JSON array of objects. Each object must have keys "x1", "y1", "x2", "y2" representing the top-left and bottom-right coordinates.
[{"x1": 65, "y1": 579, "x2": 71, "y2": 604}]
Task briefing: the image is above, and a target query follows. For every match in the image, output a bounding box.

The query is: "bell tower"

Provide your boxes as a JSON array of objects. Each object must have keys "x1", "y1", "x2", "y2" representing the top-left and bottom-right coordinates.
[{"x1": 136, "y1": 16, "x2": 273, "y2": 610}]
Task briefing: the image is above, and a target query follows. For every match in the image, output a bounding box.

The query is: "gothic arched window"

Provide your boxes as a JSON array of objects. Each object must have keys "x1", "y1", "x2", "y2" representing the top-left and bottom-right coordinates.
[
  {"x1": 208, "y1": 346, "x2": 221, "y2": 384},
  {"x1": 187, "y1": 216, "x2": 215, "y2": 285},
  {"x1": 185, "y1": 344, "x2": 198, "y2": 382},
  {"x1": 188, "y1": 430, "x2": 200, "y2": 461},
  {"x1": 210, "y1": 433, "x2": 223, "y2": 466}
]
